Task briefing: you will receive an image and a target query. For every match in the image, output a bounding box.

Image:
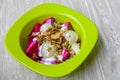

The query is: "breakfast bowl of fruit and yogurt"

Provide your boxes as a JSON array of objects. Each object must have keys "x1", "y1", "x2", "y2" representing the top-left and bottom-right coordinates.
[
  {"x1": 5, "y1": 3, "x2": 98, "y2": 77},
  {"x1": 25, "y1": 17, "x2": 81, "y2": 65}
]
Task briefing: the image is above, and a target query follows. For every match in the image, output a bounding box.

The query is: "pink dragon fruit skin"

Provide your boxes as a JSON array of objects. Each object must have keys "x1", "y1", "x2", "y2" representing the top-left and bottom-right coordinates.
[
  {"x1": 62, "y1": 49, "x2": 70, "y2": 61},
  {"x1": 41, "y1": 17, "x2": 55, "y2": 25},
  {"x1": 28, "y1": 36, "x2": 35, "y2": 46},
  {"x1": 64, "y1": 22, "x2": 71, "y2": 28},
  {"x1": 32, "y1": 23, "x2": 41, "y2": 32},
  {"x1": 27, "y1": 23, "x2": 41, "y2": 46},
  {"x1": 26, "y1": 40, "x2": 39, "y2": 56},
  {"x1": 62, "y1": 22, "x2": 71, "y2": 28},
  {"x1": 41, "y1": 58, "x2": 56, "y2": 64},
  {"x1": 29, "y1": 23, "x2": 41, "y2": 36}
]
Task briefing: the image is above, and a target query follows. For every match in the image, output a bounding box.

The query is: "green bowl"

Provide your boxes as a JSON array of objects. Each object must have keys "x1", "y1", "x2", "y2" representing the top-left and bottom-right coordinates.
[{"x1": 4, "y1": 3, "x2": 98, "y2": 77}]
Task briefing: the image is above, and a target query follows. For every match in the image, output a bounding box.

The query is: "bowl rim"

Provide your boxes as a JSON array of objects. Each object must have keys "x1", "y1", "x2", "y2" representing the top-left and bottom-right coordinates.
[{"x1": 4, "y1": 3, "x2": 98, "y2": 77}]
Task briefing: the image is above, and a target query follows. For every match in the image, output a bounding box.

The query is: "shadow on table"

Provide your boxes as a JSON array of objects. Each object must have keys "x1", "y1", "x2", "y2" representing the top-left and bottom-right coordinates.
[{"x1": 67, "y1": 34, "x2": 104, "y2": 77}]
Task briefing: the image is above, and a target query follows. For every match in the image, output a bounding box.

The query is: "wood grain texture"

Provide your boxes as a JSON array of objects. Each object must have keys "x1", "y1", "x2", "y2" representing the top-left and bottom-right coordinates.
[{"x1": 0, "y1": 0, "x2": 120, "y2": 80}]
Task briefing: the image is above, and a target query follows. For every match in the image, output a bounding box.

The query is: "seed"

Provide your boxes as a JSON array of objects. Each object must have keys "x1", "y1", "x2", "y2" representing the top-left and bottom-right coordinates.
[
  {"x1": 52, "y1": 22, "x2": 58, "y2": 27},
  {"x1": 56, "y1": 44, "x2": 61, "y2": 49},
  {"x1": 64, "y1": 41, "x2": 69, "y2": 48},
  {"x1": 68, "y1": 44, "x2": 72, "y2": 49},
  {"x1": 58, "y1": 49, "x2": 62, "y2": 54},
  {"x1": 69, "y1": 48, "x2": 75, "y2": 57},
  {"x1": 56, "y1": 20, "x2": 61, "y2": 25}
]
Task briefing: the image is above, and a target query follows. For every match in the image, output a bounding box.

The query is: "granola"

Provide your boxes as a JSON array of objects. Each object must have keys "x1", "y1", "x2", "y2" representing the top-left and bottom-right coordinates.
[{"x1": 26, "y1": 17, "x2": 81, "y2": 65}]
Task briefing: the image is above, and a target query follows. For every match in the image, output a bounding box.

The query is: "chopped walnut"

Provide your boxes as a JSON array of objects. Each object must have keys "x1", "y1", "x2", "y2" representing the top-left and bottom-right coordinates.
[
  {"x1": 51, "y1": 33, "x2": 60, "y2": 40},
  {"x1": 51, "y1": 30, "x2": 65, "y2": 40}
]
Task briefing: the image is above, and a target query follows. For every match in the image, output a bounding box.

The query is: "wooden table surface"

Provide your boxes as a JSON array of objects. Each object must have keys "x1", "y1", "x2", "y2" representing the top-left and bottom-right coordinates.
[{"x1": 0, "y1": 0, "x2": 120, "y2": 80}]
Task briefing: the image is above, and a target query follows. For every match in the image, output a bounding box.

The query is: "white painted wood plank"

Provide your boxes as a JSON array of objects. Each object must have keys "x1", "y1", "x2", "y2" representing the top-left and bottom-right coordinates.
[{"x1": 0, "y1": 0, "x2": 120, "y2": 80}]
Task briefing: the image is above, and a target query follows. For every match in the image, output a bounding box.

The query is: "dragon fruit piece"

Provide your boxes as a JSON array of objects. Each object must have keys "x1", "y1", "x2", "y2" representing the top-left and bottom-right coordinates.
[
  {"x1": 41, "y1": 17, "x2": 55, "y2": 24},
  {"x1": 27, "y1": 23, "x2": 41, "y2": 46},
  {"x1": 62, "y1": 49, "x2": 70, "y2": 61},
  {"x1": 31, "y1": 23, "x2": 41, "y2": 32},
  {"x1": 26, "y1": 40, "x2": 39, "y2": 56},
  {"x1": 61, "y1": 22, "x2": 71, "y2": 30},
  {"x1": 28, "y1": 23, "x2": 41, "y2": 38},
  {"x1": 64, "y1": 22, "x2": 71, "y2": 28},
  {"x1": 64, "y1": 30, "x2": 78, "y2": 44},
  {"x1": 40, "y1": 17, "x2": 55, "y2": 32},
  {"x1": 41, "y1": 57, "x2": 56, "y2": 65},
  {"x1": 40, "y1": 23, "x2": 52, "y2": 32},
  {"x1": 27, "y1": 36, "x2": 35, "y2": 46},
  {"x1": 71, "y1": 43, "x2": 80, "y2": 55}
]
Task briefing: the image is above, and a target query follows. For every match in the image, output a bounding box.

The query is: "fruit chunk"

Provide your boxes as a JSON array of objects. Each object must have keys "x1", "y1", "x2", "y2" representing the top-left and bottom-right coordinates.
[
  {"x1": 28, "y1": 23, "x2": 41, "y2": 46},
  {"x1": 62, "y1": 22, "x2": 71, "y2": 28},
  {"x1": 40, "y1": 17, "x2": 56, "y2": 32},
  {"x1": 40, "y1": 23, "x2": 52, "y2": 32},
  {"x1": 71, "y1": 43, "x2": 80, "y2": 54},
  {"x1": 26, "y1": 39, "x2": 38, "y2": 56},
  {"x1": 57, "y1": 49, "x2": 70, "y2": 61},
  {"x1": 41, "y1": 57, "x2": 56, "y2": 64},
  {"x1": 61, "y1": 22, "x2": 71, "y2": 30},
  {"x1": 64, "y1": 30, "x2": 78, "y2": 44},
  {"x1": 62, "y1": 49, "x2": 70, "y2": 61},
  {"x1": 31, "y1": 23, "x2": 41, "y2": 32},
  {"x1": 41, "y1": 17, "x2": 55, "y2": 24},
  {"x1": 40, "y1": 41, "x2": 57, "y2": 58}
]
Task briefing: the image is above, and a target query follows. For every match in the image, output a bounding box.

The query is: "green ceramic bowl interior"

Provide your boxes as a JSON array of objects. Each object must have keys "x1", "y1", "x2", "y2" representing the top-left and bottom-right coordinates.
[{"x1": 4, "y1": 3, "x2": 98, "y2": 77}]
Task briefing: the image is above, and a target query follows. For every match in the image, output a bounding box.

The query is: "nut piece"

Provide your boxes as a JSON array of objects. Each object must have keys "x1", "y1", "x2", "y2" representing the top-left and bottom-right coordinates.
[
  {"x1": 51, "y1": 32, "x2": 61, "y2": 40},
  {"x1": 51, "y1": 30, "x2": 65, "y2": 40},
  {"x1": 64, "y1": 41, "x2": 69, "y2": 48},
  {"x1": 56, "y1": 44, "x2": 61, "y2": 49},
  {"x1": 32, "y1": 32, "x2": 40, "y2": 36}
]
